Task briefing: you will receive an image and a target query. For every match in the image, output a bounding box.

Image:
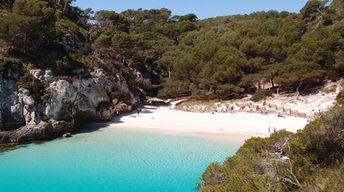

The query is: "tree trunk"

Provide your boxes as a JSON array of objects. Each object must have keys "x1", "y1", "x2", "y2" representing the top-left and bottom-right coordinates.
[
  {"x1": 168, "y1": 71, "x2": 172, "y2": 79},
  {"x1": 270, "y1": 78, "x2": 275, "y2": 88},
  {"x1": 296, "y1": 80, "x2": 303, "y2": 97},
  {"x1": 63, "y1": 0, "x2": 70, "y2": 14},
  {"x1": 277, "y1": 87, "x2": 280, "y2": 94}
]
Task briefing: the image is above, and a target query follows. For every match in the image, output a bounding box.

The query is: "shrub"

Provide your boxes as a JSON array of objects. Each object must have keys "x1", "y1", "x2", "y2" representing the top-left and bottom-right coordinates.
[
  {"x1": 16, "y1": 72, "x2": 46, "y2": 103},
  {"x1": 337, "y1": 91, "x2": 344, "y2": 105},
  {"x1": 323, "y1": 85, "x2": 337, "y2": 94},
  {"x1": 251, "y1": 89, "x2": 273, "y2": 102},
  {"x1": 301, "y1": 108, "x2": 344, "y2": 165},
  {"x1": 0, "y1": 55, "x2": 22, "y2": 77},
  {"x1": 158, "y1": 79, "x2": 191, "y2": 99}
]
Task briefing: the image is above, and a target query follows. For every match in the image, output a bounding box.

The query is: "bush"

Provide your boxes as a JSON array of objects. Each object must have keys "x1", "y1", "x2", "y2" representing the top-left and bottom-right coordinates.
[
  {"x1": 158, "y1": 79, "x2": 191, "y2": 99},
  {"x1": 251, "y1": 89, "x2": 273, "y2": 102},
  {"x1": 337, "y1": 91, "x2": 344, "y2": 105},
  {"x1": 0, "y1": 55, "x2": 22, "y2": 77},
  {"x1": 201, "y1": 107, "x2": 344, "y2": 191},
  {"x1": 300, "y1": 108, "x2": 344, "y2": 165},
  {"x1": 201, "y1": 130, "x2": 292, "y2": 192},
  {"x1": 324, "y1": 85, "x2": 337, "y2": 94},
  {"x1": 16, "y1": 72, "x2": 46, "y2": 103}
]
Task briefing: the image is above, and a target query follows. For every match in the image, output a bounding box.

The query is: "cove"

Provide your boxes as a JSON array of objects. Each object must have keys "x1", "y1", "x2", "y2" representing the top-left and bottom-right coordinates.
[{"x1": 0, "y1": 125, "x2": 243, "y2": 192}]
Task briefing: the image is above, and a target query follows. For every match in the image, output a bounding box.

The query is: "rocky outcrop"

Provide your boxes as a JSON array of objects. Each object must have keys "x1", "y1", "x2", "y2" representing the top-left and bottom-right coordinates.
[
  {"x1": 29, "y1": 69, "x2": 53, "y2": 82},
  {"x1": 18, "y1": 88, "x2": 41, "y2": 125},
  {"x1": 0, "y1": 120, "x2": 74, "y2": 143},
  {"x1": 0, "y1": 76, "x2": 25, "y2": 131},
  {"x1": 0, "y1": 69, "x2": 139, "y2": 144}
]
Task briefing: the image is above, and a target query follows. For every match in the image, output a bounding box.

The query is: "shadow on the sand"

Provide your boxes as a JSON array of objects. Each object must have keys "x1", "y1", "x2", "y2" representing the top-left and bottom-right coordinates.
[
  {"x1": 74, "y1": 123, "x2": 107, "y2": 135},
  {"x1": 73, "y1": 106, "x2": 154, "y2": 135},
  {"x1": 143, "y1": 106, "x2": 159, "y2": 110}
]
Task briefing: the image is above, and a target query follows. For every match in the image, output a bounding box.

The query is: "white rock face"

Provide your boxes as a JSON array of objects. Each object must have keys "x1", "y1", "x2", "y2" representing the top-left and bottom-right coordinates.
[
  {"x1": 45, "y1": 80, "x2": 77, "y2": 120},
  {"x1": 44, "y1": 70, "x2": 53, "y2": 82},
  {"x1": 44, "y1": 73, "x2": 137, "y2": 122},
  {"x1": 10, "y1": 104, "x2": 20, "y2": 113},
  {"x1": 30, "y1": 69, "x2": 53, "y2": 82},
  {"x1": 94, "y1": 68, "x2": 105, "y2": 77},
  {"x1": 17, "y1": 88, "x2": 40, "y2": 126},
  {"x1": 73, "y1": 78, "x2": 109, "y2": 112},
  {"x1": 0, "y1": 68, "x2": 139, "y2": 143}
]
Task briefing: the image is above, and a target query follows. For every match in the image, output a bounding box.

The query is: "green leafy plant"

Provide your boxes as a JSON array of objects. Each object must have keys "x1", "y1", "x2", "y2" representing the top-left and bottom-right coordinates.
[{"x1": 251, "y1": 89, "x2": 273, "y2": 102}]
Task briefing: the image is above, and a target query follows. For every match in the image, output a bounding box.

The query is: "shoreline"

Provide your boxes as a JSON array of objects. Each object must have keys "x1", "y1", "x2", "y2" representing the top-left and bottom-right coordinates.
[
  {"x1": 106, "y1": 104, "x2": 308, "y2": 141},
  {"x1": 106, "y1": 124, "x2": 262, "y2": 143}
]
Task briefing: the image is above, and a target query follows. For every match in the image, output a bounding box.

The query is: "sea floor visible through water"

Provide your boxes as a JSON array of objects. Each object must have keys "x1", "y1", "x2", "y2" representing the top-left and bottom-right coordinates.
[{"x1": 0, "y1": 124, "x2": 243, "y2": 192}]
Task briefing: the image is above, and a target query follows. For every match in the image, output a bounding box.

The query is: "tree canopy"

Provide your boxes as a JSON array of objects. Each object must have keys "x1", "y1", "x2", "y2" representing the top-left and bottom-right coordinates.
[{"x1": 0, "y1": 0, "x2": 343, "y2": 99}]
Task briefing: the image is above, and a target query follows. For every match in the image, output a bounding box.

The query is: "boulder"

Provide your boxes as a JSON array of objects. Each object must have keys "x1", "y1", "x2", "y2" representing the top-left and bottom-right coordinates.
[
  {"x1": 62, "y1": 132, "x2": 72, "y2": 138},
  {"x1": 113, "y1": 103, "x2": 128, "y2": 114}
]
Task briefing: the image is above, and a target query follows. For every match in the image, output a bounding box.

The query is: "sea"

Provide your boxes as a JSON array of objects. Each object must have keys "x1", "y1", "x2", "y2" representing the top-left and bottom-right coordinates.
[{"x1": 0, "y1": 125, "x2": 242, "y2": 192}]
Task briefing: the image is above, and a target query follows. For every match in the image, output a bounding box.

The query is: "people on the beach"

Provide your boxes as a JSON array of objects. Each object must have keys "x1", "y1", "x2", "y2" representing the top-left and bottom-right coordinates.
[
  {"x1": 137, "y1": 108, "x2": 142, "y2": 116},
  {"x1": 277, "y1": 113, "x2": 287, "y2": 118}
]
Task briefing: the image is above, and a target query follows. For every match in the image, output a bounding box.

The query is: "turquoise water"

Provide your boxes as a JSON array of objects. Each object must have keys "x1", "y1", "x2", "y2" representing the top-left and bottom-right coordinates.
[{"x1": 0, "y1": 125, "x2": 242, "y2": 192}]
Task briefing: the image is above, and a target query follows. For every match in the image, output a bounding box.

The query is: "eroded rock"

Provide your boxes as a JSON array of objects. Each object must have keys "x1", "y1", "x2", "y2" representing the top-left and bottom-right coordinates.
[{"x1": 0, "y1": 68, "x2": 139, "y2": 144}]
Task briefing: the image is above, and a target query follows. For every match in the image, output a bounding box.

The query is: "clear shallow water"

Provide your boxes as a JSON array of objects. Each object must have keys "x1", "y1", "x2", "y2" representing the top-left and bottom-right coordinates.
[{"x1": 0, "y1": 126, "x2": 242, "y2": 192}]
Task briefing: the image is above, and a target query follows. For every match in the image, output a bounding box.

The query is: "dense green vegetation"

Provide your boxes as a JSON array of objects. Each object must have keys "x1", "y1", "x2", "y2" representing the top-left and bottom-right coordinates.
[
  {"x1": 1, "y1": 0, "x2": 343, "y2": 100},
  {"x1": 87, "y1": 0, "x2": 344, "y2": 99},
  {"x1": 0, "y1": 0, "x2": 92, "y2": 75},
  {"x1": 251, "y1": 89, "x2": 273, "y2": 102},
  {"x1": 158, "y1": 0, "x2": 344, "y2": 99},
  {"x1": 201, "y1": 106, "x2": 344, "y2": 191}
]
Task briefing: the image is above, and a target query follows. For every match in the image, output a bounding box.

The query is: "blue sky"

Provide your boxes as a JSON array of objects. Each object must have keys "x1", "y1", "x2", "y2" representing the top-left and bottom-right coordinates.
[{"x1": 74, "y1": 0, "x2": 309, "y2": 19}]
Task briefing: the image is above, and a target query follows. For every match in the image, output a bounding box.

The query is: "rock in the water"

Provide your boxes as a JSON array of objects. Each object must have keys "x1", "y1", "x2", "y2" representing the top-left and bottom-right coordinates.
[{"x1": 62, "y1": 132, "x2": 72, "y2": 138}]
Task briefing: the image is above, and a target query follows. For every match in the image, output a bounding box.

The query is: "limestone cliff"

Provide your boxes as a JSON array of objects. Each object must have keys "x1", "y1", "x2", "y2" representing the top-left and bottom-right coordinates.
[{"x1": 0, "y1": 68, "x2": 139, "y2": 144}]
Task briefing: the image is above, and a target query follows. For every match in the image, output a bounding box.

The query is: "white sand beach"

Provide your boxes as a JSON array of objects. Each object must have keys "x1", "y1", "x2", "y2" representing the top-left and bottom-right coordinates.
[
  {"x1": 177, "y1": 81, "x2": 343, "y2": 119},
  {"x1": 109, "y1": 103, "x2": 308, "y2": 140},
  {"x1": 108, "y1": 81, "x2": 344, "y2": 139}
]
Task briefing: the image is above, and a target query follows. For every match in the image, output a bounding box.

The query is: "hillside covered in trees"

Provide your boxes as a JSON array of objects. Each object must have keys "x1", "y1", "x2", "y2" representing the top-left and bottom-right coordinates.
[
  {"x1": 1, "y1": 0, "x2": 344, "y2": 101},
  {"x1": 157, "y1": 0, "x2": 344, "y2": 99},
  {"x1": 91, "y1": 0, "x2": 344, "y2": 100}
]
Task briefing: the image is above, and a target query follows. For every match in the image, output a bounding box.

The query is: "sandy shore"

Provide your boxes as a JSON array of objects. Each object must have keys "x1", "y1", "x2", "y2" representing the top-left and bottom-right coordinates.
[{"x1": 108, "y1": 104, "x2": 308, "y2": 140}]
